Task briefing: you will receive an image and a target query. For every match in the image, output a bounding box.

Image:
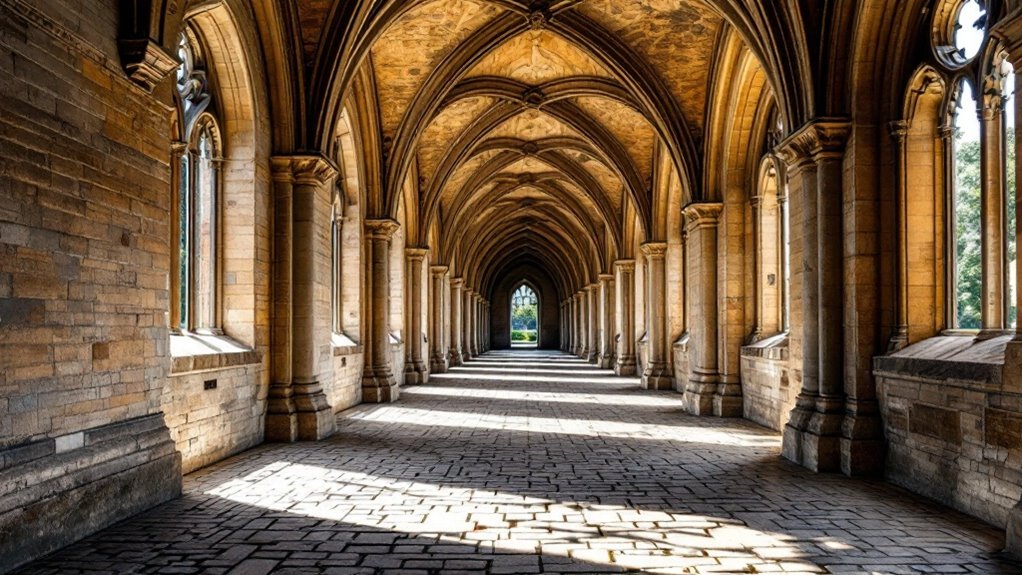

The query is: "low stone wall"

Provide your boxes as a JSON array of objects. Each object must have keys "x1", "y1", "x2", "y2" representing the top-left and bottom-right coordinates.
[
  {"x1": 874, "y1": 336, "x2": 1022, "y2": 533},
  {"x1": 331, "y1": 346, "x2": 364, "y2": 412},
  {"x1": 0, "y1": 414, "x2": 181, "y2": 571},
  {"x1": 740, "y1": 335, "x2": 792, "y2": 432}
]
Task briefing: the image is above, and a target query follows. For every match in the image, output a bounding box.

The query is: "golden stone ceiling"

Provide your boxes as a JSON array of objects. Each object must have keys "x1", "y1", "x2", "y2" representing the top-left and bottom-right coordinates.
[{"x1": 297, "y1": 0, "x2": 727, "y2": 290}]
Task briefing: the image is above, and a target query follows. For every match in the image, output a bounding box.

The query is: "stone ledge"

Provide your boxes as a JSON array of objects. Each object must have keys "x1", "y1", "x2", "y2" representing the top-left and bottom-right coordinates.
[
  {"x1": 170, "y1": 333, "x2": 261, "y2": 375},
  {"x1": 332, "y1": 332, "x2": 364, "y2": 356},
  {"x1": 873, "y1": 335, "x2": 1008, "y2": 387},
  {"x1": 0, "y1": 414, "x2": 181, "y2": 571},
  {"x1": 741, "y1": 332, "x2": 789, "y2": 361}
]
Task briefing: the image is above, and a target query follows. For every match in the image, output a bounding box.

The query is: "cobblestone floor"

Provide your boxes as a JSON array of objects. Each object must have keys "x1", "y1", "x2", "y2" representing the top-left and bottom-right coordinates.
[{"x1": 15, "y1": 351, "x2": 1022, "y2": 574}]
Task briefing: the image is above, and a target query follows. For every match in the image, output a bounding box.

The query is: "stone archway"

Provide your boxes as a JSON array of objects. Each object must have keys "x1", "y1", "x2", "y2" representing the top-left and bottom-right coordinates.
[{"x1": 490, "y1": 265, "x2": 561, "y2": 350}]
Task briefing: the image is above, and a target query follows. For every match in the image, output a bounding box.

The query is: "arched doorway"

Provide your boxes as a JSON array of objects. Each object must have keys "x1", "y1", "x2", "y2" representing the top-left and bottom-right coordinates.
[{"x1": 510, "y1": 283, "x2": 539, "y2": 348}]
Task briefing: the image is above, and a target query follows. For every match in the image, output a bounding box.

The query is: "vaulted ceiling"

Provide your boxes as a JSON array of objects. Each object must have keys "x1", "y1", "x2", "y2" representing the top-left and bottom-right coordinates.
[{"x1": 291, "y1": 0, "x2": 779, "y2": 298}]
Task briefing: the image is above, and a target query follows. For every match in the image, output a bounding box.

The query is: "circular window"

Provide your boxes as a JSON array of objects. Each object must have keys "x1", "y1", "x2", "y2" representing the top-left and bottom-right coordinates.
[{"x1": 933, "y1": 0, "x2": 988, "y2": 68}]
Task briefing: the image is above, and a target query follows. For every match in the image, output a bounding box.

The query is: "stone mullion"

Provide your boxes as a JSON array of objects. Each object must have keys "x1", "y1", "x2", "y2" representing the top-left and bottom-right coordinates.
[
  {"x1": 450, "y1": 278, "x2": 464, "y2": 366},
  {"x1": 888, "y1": 121, "x2": 910, "y2": 349},
  {"x1": 641, "y1": 242, "x2": 673, "y2": 390},
  {"x1": 615, "y1": 260, "x2": 637, "y2": 376},
  {"x1": 403, "y1": 248, "x2": 429, "y2": 385},
  {"x1": 981, "y1": 104, "x2": 1006, "y2": 332},
  {"x1": 169, "y1": 140, "x2": 187, "y2": 334},
  {"x1": 362, "y1": 219, "x2": 401, "y2": 403},
  {"x1": 430, "y1": 266, "x2": 449, "y2": 373}
]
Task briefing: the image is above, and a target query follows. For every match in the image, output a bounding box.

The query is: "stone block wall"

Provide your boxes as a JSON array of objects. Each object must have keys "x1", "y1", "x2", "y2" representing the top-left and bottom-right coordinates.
[
  {"x1": 331, "y1": 348, "x2": 364, "y2": 412},
  {"x1": 874, "y1": 336, "x2": 1022, "y2": 529},
  {"x1": 740, "y1": 336, "x2": 792, "y2": 432},
  {"x1": 164, "y1": 361, "x2": 265, "y2": 474},
  {"x1": 0, "y1": 0, "x2": 182, "y2": 568}
]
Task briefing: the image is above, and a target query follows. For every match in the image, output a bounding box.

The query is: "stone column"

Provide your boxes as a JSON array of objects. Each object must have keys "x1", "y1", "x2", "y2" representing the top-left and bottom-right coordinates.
[
  {"x1": 569, "y1": 297, "x2": 577, "y2": 354},
  {"x1": 464, "y1": 289, "x2": 475, "y2": 358},
  {"x1": 430, "y1": 266, "x2": 449, "y2": 373},
  {"x1": 777, "y1": 121, "x2": 850, "y2": 472},
  {"x1": 641, "y1": 242, "x2": 673, "y2": 390},
  {"x1": 362, "y1": 219, "x2": 401, "y2": 403},
  {"x1": 403, "y1": 248, "x2": 428, "y2": 385},
  {"x1": 576, "y1": 291, "x2": 589, "y2": 358},
  {"x1": 587, "y1": 284, "x2": 599, "y2": 363},
  {"x1": 614, "y1": 260, "x2": 637, "y2": 375},
  {"x1": 266, "y1": 156, "x2": 337, "y2": 442},
  {"x1": 681, "y1": 204, "x2": 734, "y2": 414},
  {"x1": 449, "y1": 278, "x2": 464, "y2": 366},
  {"x1": 597, "y1": 274, "x2": 615, "y2": 369}
]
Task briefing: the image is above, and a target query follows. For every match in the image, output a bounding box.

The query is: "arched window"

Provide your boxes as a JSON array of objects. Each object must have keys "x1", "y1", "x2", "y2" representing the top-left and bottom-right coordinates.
[
  {"x1": 951, "y1": 79, "x2": 982, "y2": 328},
  {"x1": 511, "y1": 284, "x2": 538, "y2": 345},
  {"x1": 173, "y1": 32, "x2": 221, "y2": 333}
]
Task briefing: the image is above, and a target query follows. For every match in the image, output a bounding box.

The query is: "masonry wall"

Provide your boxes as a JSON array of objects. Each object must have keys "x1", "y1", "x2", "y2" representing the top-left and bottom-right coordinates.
[
  {"x1": 740, "y1": 337, "x2": 792, "y2": 431},
  {"x1": 0, "y1": 0, "x2": 180, "y2": 567},
  {"x1": 874, "y1": 336, "x2": 1022, "y2": 529}
]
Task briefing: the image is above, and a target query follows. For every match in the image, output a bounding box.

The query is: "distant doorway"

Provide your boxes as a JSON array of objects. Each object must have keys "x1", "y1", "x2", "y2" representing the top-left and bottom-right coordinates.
[{"x1": 510, "y1": 284, "x2": 539, "y2": 348}]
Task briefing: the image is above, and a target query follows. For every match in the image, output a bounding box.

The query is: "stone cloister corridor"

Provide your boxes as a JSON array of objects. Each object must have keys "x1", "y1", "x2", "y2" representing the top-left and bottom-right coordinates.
[
  {"x1": 10, "y1": 0, "x2": 1022, "y2": 573},
  {"x1": 15, "y1": 352, "x2": 1016, "y2": 574}
]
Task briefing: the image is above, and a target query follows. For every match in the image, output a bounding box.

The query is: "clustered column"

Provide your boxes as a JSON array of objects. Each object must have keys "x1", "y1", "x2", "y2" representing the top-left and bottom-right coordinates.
[
  {"x1": 430, "y1": 265, "x2": 449, "y2": 374},
  {"x1": 403, "y1": 248, "x2": 428, "y2": 386},
  {"x1": 641, "y1": 242, "x2": 673, "y2": 390},
  {"x1": 614, "y1": 260, "x2": 637, "y2": 376},
  {"x1": 449, "y1": 278, "x2": 464, "y2": 366},
  {"x1": 266, "y1": 156, "x2": 337, "y2": 442},
  {"x1": 597, "y1": 274, "x2": 615, "y2": 369},
  {"x1": 361, "y1": 219, "x2": 401, "y2": 403}
]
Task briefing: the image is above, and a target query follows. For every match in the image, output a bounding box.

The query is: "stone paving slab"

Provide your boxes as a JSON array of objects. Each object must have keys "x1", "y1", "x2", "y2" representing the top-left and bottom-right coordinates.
[{"x1": 12, "y1": 351, "x2": 1022, "y2": 574}]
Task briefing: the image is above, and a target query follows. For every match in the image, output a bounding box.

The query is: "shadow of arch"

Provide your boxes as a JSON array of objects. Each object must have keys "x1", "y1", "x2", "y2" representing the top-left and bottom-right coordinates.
[{"x1": 490, "y1": 263, "x2": 561, "y2": 351}]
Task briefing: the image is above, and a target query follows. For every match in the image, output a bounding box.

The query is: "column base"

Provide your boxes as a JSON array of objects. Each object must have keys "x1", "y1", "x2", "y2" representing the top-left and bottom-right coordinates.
[
  {"x1": 713, "y1": 384, "x2": 743, "y2": 417},
  {"x1": 597, "y1": 353, "x2": 614, "y2": 369},
  {"x1": 293, "y1": 382, "x2": 336, "y2": 441},
  {"x1": 430, "y1": 354, "x2": 449, "y2": 374},
  {"x1": 642, "y1": 364, "x2": 674, "y2": 390},
  {"x1": 683, "y1": 381, "x2": 716, "y2": 415},
  {"x1": 840, "y1": 400, "x2": 885, "y2": 476},
  {"x1": 448, "y1": 349, "x2": 463, "y2": 367},
  {"x1": 362, "y1": 367, "x2": 400, "y2": 403},
  {"x1": 265, "y1": 383, "x2": 297, "y2": 442},
  {"x1": 886, "y1": 326, "x2": 908, "y2": 353},
  {"x1": 784, "y1": 407, "x2": 843, "y2": 472},
  {"x1": 578, "y1": 346, "x2": 590, "y2": 360},
  {"x1": 615, "y1": 355, "x2": 637, "y2": 376},
  {"x1": 587, "y1": 349, "x2": 599, "y2": 364},
  {"x1": 781, "y1": 397, "x2": 815, "y2": 463},
  {"x1": 404, "y1": 361, "x2": 428, "y2": 386},
  {"x1": 1007, "y1": 501, "x2": 1022, "y2": 559}
]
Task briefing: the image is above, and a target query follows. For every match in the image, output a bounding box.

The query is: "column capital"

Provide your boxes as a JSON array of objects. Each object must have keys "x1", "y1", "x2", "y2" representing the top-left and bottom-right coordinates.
[
  {"x1": 430, "y1": 265, "x2": 449, "y2": 275},
  {"x1": 682, "y1": 202, "x2": 723, "y2": 231},
  {"x1": 992, "y1": 9, "x2": 1022, "y2": 67},
  {"x1": 614, "y1": 259, "x2": 636, "y2": 272},
  {"x1": 588, "y1": 283, "x2": 600, "y2": 292},
  {"x1": 451, "y1": 277, "x2": 465, "y2": 288},
  {"x1": 405, "y1": 247, "x2": 429, "y2": 261},
  {"x1": 271, "y1": 155, "x2": 338, "y2": 185},
  {"x1": 775, "y1": 118, "x2": 851, "y2": 167},
  {"x1": 575, "y1": 291, "x2": 586, "y2": 299},
  {"x1": 887, "y1": 120, "x2": 909, "y2": 141},
  {"x1": 364, "y1": 219, "x2": 400, "y2": 240},
  {"x1": 640, "y1": 241, "x2": 669, "y2": 258},
  {"x1": 598, "y1": 273, "x2": 615, "y2": 282}
]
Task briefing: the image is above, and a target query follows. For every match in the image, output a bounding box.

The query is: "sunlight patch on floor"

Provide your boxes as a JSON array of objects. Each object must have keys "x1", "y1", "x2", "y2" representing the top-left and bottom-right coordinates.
[
  {"x1": 204, "y1": 461, "x2": 820, "y2": 574},
  {"x1": 403, "y1": 385, "x2": 688, "y2": 407}
]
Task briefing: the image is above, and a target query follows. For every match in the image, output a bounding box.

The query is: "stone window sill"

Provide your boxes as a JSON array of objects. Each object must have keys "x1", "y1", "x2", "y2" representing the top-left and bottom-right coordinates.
[
  {"x1": 872, "y1": 334, "x2": 1009, "y2": 387},
  {"x1": 332, "y1": 333, "x2": 363, "y2": 356},
  {"x1": 741, "y1": 332, "x2": 789, "y2": 361},
  {"x1": 170, "y1": 333, "x2": 261, "y2": 375}
]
